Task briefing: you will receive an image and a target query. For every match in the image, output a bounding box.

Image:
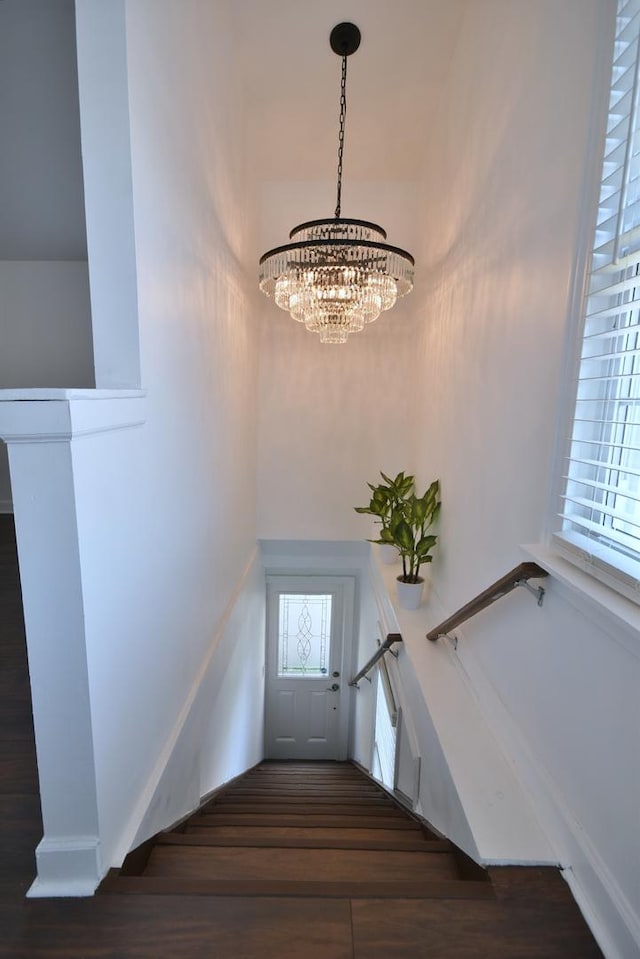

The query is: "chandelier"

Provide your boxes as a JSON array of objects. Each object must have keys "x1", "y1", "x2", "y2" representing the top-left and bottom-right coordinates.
[{"x1": 258, "y1": 22, "x2": 415, "y2": 344}]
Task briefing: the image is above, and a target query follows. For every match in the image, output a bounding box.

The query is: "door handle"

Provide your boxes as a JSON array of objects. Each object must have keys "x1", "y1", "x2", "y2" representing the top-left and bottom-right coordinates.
[{"x1": 326, "y1": 682, "x2": 340, "y2": 692}]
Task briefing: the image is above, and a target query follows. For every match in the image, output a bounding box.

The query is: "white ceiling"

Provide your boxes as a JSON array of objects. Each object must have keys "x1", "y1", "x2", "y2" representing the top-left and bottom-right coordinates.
[{"x1": 232, "y1": 0, "x2": 466, "y2": 183}]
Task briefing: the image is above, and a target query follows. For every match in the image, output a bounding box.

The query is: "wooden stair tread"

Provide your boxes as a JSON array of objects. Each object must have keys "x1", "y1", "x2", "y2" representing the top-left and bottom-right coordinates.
[
  {"x1": 159, "y1": 833, "x2": 452, "y2": 853},
  {"x1": 144, "y1": 845, "x2": 461, "y2": 882},
  {"x1": 194, "y1": 813, "x2": 420, "y2": 829},
  {"x1": 247, "y1": 765, "x2": 361, "y2": 771},
  {"x1": 197, "y1": 807, "x2": 406, "y2": 818},
  {"x1": 114, "y1": 760, "x2": 492, "y2": 908},
  {"x1": 101, "y1": 875, "x2": 496, "y2": 900},
  {"x1": 224, "y1": 777, "x2": 385, "y2": 796},
  {"x1": 182, "y1": 824, "x2": 427, "y2": 842},
  {"x1": 244, "y1": 774, "x2": 367, "y2": 784},
  {"x1": 212, "y1": 793, "x2": 392, "y2": 805}
]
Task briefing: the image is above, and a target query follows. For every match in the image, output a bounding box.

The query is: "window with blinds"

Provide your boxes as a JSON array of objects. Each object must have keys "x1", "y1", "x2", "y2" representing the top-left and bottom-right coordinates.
[{"x1": 555, "y1": 0, "x2": 640, "y2": 598}]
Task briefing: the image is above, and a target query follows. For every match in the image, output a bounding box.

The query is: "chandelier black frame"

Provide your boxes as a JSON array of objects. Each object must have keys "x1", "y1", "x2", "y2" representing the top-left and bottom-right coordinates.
[{"x1": 259, "y1": 22, "x2": 415, "y2": 344}]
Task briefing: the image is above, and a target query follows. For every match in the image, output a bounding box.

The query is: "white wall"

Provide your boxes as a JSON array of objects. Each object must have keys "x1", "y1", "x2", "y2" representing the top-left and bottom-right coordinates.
[
  {"x1": 53, "y1": 0, "x2": 261, "y2": 877},
  {"x1": 0, "y1": 262, "x2": 93, "y2": 389},
  {"x1": 0, "y1": 1, "x2": 94, "y2": 503},
  {"x1": 0, "y1": 0, "x2": 87, "y2": 259},
  {"x1": 256, "y1": 182, "x2": 420, "y2": 542},
  {"x1": 412, "y1": 2, "x2": 638, "y2": 955}
]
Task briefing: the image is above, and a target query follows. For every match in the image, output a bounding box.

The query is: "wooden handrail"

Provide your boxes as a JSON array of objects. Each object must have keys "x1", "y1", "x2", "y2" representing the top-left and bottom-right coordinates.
[
  {"x1": 426, "y1": 562, "x2": 548, "y2": 642},
  {"x1": 349, "y1": 633, "x2": 402, "y2": 686}
]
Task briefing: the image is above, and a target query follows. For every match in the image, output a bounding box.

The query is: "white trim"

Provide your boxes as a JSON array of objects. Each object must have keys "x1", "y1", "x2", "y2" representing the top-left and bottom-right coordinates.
[
  {"x1": 563, "y1": 864, "x2": 640, "y2": 959},
  {"x1": 0, "y1": 388, "x2": 145, "y2": 401},
  {"x1": 27, "y1": 837, "x2": 102, "y2": 898},
  {"x1": 259, "y1": 538, "x2": 369, "y2": 562},
  {"x1": 550, "y1": 3, "x2": 640, "y2": 604},
  {"x1": 546, "y1": 4, "x2": 617, "y2": 541},
  {"x1": 28, "y1": 878, "x2": 101, "y2": 898},
  {"x1": 0, "y1": 393, "x2": 146, "y2": 444},
  {"x1": 111, "y1": 546, "x2": 260, "y2": 866}
]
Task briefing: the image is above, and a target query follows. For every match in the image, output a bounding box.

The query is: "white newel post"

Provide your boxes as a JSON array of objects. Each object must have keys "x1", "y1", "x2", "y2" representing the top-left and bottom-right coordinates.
[{"x1": 0, "y1": 390, "x2": 145, "y2": 896}]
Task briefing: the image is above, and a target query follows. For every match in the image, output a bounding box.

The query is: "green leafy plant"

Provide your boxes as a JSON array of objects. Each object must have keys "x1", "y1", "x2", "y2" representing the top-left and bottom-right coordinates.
[
  {"x1": 354, "y1": 471, "x2": 415, "y2": 534},
  {"x1": 354, "y1": 473, "x2": 441, "y2": 583},
  {"x1": 385, "y1": 479, "x2": 441, "y2": 582}
]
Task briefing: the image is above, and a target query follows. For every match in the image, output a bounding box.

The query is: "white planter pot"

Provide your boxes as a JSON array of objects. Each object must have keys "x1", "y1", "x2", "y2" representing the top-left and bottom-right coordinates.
[
  {"x1": 378, "y1": 543, "x2": 398, "y2": 565},
  {"x1": 396, "y1": 576, "x2": 424, "y2": 610}
]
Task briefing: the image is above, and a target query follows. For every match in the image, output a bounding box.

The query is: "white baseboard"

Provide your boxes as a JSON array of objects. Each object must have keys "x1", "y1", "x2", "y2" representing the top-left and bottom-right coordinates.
[
  {"x1": 28, "y1": 877, "x2": 100, "y2": 898},
  {"x1": 27, "y1": 836, "x2": 102, "y2": 897}
]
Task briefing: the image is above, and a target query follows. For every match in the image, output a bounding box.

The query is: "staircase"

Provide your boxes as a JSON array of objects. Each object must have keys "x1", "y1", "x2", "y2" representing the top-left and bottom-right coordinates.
[
  {"x1": 101, "y1": 761, "x2": 492, "y2": 901},
  {"x1": 98, "y1": 762, "x2": 604, "y2": 957},
  {"x1": 0, "y1": 509, "x2": 603, "y2": 957}
]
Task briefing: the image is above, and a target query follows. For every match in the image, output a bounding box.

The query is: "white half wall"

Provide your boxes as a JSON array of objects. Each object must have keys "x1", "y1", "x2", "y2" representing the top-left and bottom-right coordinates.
[
  {"x1": 366, "y1": 552, "x2": 552, "y2": 866},
  {"x1": 71, "y1": 0, "x2": 259, "y2": 877},
  {"x1": 0, "y1": 0, "x2": 260, "y2": 894},
  {"x1": 0, "y1": 391, "x2": 146, "y2": 897},
  {"x1": 129, "y1": 550, "x2": 265, "y2": 855}
]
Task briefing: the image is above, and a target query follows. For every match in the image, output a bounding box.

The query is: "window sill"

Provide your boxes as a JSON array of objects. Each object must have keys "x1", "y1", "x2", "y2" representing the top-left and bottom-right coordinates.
[{"x1": 521, "y1": 543, "x2": 640, "y2": 654}]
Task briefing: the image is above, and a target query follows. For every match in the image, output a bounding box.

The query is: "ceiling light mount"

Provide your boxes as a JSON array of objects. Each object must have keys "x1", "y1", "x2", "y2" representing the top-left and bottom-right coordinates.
[
  {"x1": 258, "y1": 21, "x2": 414, "y2": 344},
  {"x1": 329, "y1": 21, "x2": 361, "y2": 57}
]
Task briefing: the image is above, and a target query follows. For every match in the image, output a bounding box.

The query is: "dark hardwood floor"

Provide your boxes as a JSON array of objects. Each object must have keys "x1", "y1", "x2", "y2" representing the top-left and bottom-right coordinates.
[{"x1": 0, "y1": 514, "x2": 605, "y2": 958}]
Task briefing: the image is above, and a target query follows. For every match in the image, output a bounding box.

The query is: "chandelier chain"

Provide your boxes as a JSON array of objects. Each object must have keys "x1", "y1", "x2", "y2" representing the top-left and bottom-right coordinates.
[{"x1": 335, "y1": 54, "x2": 348, "y2": 219}]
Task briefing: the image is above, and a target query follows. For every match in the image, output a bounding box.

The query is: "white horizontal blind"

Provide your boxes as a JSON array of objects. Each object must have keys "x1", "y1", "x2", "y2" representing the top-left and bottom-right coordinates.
[{"x1": 556, "y1": 0, "x2": 640, "y2": 596}]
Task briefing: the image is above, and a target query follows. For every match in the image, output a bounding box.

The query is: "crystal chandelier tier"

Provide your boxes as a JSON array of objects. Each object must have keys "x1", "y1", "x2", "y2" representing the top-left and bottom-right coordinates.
[{"x1": 258, "y1": 22, "x2": 415, "y2": 344}]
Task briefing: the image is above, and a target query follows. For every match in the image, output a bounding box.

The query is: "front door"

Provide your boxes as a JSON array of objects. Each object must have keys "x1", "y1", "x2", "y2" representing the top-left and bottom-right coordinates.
[{"x1": 264, "y1": 576, "x2": 354, "y2": 760}]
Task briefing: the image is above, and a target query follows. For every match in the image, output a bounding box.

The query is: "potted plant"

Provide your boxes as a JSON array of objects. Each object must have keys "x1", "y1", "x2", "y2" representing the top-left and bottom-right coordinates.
[
  {"x1": 385, "y1": 479, "x2": 441, "y2": 609},
  {"x1": 354, "y1": 471, "x2": 415, "y2": 563}
]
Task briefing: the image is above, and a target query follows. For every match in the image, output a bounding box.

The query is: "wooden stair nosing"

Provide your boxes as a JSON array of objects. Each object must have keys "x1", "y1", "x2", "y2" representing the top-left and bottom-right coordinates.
[
  {"x1": 100, "y1": 875, "x2": 496, "y2": 900},
  {"x1": 231, "y1": 779, "x2": 373, "y2": 790},
  {"x1": 193, "y1": 813, "x2": 421, "y2": 830},
  {"x1": 256, "y1": 762, "x2": 356, "y2": 768},
  {"x1": 224, "y1": 777, "x2": 381, "y2": 784},
  {"x1": 211, "y1": 794, "x2": 394, "y2": 807},
  {"x1": 183, "y1": 824, "x2": 429, "y2": 842},
  {"x1": 249, "y1": 772, "x2": 362, "y2": 780},
  {"x1": 244, "y1": 774, "x2": 367, "y2": 783},
  {"x1": 157, "y1": 833, "x2": 453, "y2": 853},
  {"x1": 196, "y1": 803, "x2": 407, "y2": 818}
]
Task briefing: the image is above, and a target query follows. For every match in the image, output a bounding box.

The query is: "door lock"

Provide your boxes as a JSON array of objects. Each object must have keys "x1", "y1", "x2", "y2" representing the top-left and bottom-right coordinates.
[
  {"x1": 332, "y1": 671, "x2": 340, "y2": 678},
  {"x1": 326, "y1": 682, "x2": 340, "y2": 692}
]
